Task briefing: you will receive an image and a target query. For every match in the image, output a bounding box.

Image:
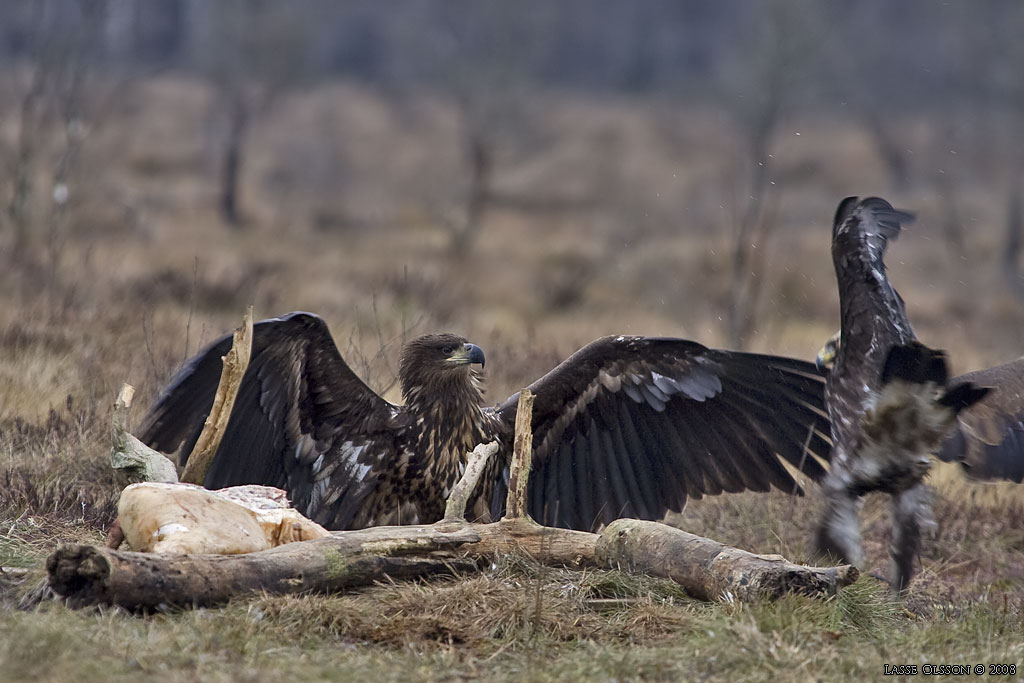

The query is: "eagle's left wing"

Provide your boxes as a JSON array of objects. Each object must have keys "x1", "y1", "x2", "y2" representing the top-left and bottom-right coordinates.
[
  {"x1": 138, "y1": 312, "x2": 403, "y2": 529},
  {"x1": 491, "y1": 336, "x2": 832, "y2": 530}
]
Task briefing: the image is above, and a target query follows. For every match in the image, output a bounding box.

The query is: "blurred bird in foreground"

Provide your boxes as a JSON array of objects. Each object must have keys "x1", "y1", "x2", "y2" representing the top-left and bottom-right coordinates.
[{"x1": 814, "y1": 196, "x2": 990, "y2": 591}]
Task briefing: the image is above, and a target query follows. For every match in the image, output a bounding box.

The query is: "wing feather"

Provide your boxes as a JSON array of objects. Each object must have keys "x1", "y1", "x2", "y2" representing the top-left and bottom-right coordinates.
[
  {"x1": 606, "y1": 414, "x2": 651, "y2": 520},
  {"x1": 587, "y1": 417, "x2": 618, "y2": 526},
  {"x1": 571, "y1": 434, "x2": 597, "y2": 530},
  {"x1": 613, "y1": 401, "x2": 661, "y2": 513},
  {"x1": 556, "y1": 437, "x2": 577, "y2": 528}
]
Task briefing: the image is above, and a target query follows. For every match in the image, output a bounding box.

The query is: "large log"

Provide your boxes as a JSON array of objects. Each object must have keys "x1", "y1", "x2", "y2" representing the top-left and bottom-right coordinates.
[{"x1": 47, "y1": 515, "x2": 855, "y2": 609}]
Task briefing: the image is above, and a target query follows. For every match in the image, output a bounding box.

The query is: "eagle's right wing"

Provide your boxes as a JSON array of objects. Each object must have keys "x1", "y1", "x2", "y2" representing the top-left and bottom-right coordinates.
[
  {"x1": 139, "y1": 312, "x2": 402, "y2": 528},
  {"x1": 490, "y1": 335, "x2": 832, "y2": 530},
  {"x1": 938, "y1": 358, "x2": 1024, "y2": 483}
]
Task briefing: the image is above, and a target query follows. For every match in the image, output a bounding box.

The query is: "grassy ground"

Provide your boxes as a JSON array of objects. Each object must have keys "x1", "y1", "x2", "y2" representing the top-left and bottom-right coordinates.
[{"x1": 1, "y1": 75, "x2": 1023, "y2": 681}]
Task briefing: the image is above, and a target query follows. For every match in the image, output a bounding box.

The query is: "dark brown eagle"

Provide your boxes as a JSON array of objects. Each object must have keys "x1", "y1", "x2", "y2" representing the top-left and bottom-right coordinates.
[
  {"x1": 814, "y1": 196, "x2": 990, "y2": 591},
  {"x1": 140, "y1": 312, "x2": 833, "y2": 531},
  {"x1": 821, "y1": 337, "x2": 1024, "y2": 484}
]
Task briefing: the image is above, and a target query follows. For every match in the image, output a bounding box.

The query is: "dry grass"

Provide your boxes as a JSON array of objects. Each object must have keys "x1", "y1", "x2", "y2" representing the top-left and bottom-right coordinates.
[{"x1": 1, "y1": 74, "x2": 1024, "y2": 681}]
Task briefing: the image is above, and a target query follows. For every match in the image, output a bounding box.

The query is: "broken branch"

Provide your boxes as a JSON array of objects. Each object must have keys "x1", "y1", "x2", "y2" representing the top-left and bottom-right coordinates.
[
  {"x1": 48, "y1": 526, "x2": 482, "y2": 610},
  {"x1": 503, "y1": 389, "x2": 535, "y2": 521},
  {"x1": 47, "y1": 515, "x2": 855, "y2": 609},
  {"x1": 180, "y1": 306, "x2": 253, "y2": 485},
  {"x1": 443, "y1": 441, "x2": 499, "y2": 522},
  {"x1": 596, "y1": 519, "x2": 858, "y2": 601}
]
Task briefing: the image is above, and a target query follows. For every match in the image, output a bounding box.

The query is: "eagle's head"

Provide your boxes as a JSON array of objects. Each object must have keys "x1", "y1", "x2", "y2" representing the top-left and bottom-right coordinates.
[{"x1": 399, "y1": 333, "x2": 486, "y2": 404}]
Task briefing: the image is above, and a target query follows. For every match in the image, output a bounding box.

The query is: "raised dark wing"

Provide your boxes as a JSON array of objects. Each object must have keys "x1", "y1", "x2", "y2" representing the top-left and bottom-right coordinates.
[
  {"x1": 138, "y1": 312, "x2": 401, "y2": 528},
  {"x1": 490, "y1": 336, "x2": 832, "y2": 530},
  {"x1": 938, "y1": 359, "x2": 1024, "y2": 483}
]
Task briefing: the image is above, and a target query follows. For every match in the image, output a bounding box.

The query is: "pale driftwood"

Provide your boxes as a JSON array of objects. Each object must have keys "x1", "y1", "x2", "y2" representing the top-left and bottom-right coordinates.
[
  {"x1": 110, "y1": 383, "x2": 178, "y2": 483},
  {"x1": 443, "y1": 441, "x2": 499, "y2": 522},
  {"x1": 504, "y1": 389, "x2": 535, "y2": 520},
  {"x1": 180, "y1": 307, "x2": 253, "y2": 485},
  {"x1": 596, "y1": 519, "x2": 859, "y2": 602}
]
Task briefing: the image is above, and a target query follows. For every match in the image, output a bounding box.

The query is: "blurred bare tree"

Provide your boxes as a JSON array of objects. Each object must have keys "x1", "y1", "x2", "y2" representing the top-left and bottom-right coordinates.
[
  {"x1": 3, "y1": 0, "x2": 107, "y2": 272},
  {"x1": 383, "y1": 1, "x2": 560, "y2": 257},
  {"x1": 718, "y1": 0, "x2": 817, "y2": 349},
  {"x1": 187, "y1": 0, "x2": 312, "y2": 227}
]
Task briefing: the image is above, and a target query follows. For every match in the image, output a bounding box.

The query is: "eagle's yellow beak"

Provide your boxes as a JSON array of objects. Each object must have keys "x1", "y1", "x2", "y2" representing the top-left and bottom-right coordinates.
[{"x1": 816, "y1": 331, "x2": 840, "y2": 372}]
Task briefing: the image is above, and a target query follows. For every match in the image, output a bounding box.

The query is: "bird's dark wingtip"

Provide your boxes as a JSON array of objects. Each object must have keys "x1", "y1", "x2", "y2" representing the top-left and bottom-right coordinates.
[
  {"x1": 881, "y1": 342, "x2": 949, "y2": 386},
  {"x1": 938, "y1": 383, "x2": 992, "y2": 413}
]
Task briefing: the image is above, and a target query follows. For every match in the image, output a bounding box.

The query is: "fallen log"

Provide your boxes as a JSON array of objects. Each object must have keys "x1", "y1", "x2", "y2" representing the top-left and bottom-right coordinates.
[{"x1": 46, "y1": 513, "x2": 855, "y2": 609}]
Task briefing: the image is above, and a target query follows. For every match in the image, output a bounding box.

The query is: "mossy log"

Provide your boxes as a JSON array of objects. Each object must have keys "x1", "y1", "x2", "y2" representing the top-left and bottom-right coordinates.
[{"x1": 47, "y1": 526, "x2": 483, "y2": 610}]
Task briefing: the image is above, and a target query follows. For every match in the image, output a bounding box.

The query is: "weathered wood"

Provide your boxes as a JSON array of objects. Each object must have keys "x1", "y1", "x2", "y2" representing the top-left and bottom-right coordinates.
[
  {"x1": 452, "y1": 517, "x2": 598, "y2": 568},
  {"x1": 595, "y1": 518, "x2": 859, "y2": 601},
  {"x1": 442, "y1": 441, "x2": 499, "y2": 522},
  {"x1": 47, "y1": 514, "x2": 856, "y2": 609},
  {"x1": 503, "y1": 389, "x2": 534, "y2": 520},
  {"x1": 48, "y1": 520, "x2": 598, "y2": 609},
  {"x1": 48, "y1": 525, "x2": 484, "y2": 609},
  {"x1": 180, "y1": 307, "x2": 253, "y2": 485},
  {"x1": 110, "y1": 383, "x2": 178, "y2": 483}
]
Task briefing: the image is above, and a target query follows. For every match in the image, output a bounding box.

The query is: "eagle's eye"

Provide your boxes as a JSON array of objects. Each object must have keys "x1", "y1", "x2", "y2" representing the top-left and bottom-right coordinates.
[{"x1": 442, "y1": 345, "x2": 454, "y2": 355}]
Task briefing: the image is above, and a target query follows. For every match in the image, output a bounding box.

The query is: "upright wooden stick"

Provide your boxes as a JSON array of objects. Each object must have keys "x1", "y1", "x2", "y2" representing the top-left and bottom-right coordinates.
[
  {"x1": 180, "y1": 307, "x2": 253, "y2": 485},
  {"x1": 503, "y1": 389, "x2": 535, "y2": 521}
]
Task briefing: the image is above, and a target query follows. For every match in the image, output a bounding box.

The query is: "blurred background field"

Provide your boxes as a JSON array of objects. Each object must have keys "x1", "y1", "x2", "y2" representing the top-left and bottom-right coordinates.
[{"x1": 1, "y1": 2, "x2": 1024, "y2": 680}]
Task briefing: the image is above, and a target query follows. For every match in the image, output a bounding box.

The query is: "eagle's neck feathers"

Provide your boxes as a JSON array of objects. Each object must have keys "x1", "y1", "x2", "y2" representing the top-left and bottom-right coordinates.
[{"x1": 402, "y1": 368, "x2": 495, "y2": 489}]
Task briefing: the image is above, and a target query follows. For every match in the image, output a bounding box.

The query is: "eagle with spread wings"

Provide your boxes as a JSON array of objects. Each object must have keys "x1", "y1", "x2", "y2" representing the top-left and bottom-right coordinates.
[{"x1": 140, "y1": 313, "x2": 832, "y2": 531}]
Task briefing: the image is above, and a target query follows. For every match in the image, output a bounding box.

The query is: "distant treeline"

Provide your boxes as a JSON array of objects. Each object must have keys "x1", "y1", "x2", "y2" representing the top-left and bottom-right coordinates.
[{"x1": 0, "y1": 0, "x2": 1020, "y2": 110}]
